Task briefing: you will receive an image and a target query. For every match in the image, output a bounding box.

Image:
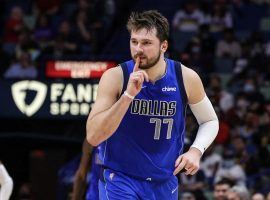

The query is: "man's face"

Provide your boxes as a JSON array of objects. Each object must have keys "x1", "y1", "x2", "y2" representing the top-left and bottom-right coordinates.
[
  {"x1": 252, "y1": 193, "x2": 265, "y2": 200},
  {"x1": 130, "y1": 28, "x2": 165, "y2": 69},
  {"x1": 227, "y1": 192, "x2": 241, "y2": 200},
  {"x1": 214, "y1": 184, "x2": 231, "y2": 200}
]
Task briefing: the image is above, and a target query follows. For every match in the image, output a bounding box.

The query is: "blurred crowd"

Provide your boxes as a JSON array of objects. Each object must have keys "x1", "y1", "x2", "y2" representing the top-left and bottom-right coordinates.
[
  {"x1": 0, "y1": 0, "x2": 117, "y2": 79},
  {"x1": 171, "y1": 0, "x2": 270, "y2": 199},
  {"x1": 0, "y1": 0, "x2": 270, "y2": 199},
  {"x1": 170, "y1": 0, "x2": 270, "y2": 199}
]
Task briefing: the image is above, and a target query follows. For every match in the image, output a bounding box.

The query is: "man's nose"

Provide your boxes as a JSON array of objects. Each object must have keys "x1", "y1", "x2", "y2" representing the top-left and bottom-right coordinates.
[{"x1": 135, "y1": 43, "x2": 143, "y2": 53}]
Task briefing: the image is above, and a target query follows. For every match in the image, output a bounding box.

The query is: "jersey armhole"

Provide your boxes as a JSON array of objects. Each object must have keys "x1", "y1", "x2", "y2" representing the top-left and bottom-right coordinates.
[
  {"x1": 119, "y1": 62, "x2": 129, "y2": 97},
  {"x1": 174, "y1": 61, "x2": 188, "y2": 116}
]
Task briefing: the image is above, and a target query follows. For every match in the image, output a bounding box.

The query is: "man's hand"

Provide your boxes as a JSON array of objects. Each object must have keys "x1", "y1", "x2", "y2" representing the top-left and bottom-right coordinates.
[
  {"x1": 173, "y1": 147, "x2": 202, "y2": 176},
  {"x1": 126, "y1": 57, "x2": 149, "y2": 97}
]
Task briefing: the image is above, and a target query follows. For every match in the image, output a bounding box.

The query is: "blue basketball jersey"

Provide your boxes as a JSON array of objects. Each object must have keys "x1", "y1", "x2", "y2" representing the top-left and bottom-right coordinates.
[{"x1": 99, "y1": 58, "x2": 187, "y2": 181}]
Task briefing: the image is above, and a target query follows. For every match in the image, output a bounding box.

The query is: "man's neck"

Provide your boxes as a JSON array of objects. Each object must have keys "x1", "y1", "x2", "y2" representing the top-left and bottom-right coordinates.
[{"x1": 145, "y1": 57, "x2": 167, "y2": 83}]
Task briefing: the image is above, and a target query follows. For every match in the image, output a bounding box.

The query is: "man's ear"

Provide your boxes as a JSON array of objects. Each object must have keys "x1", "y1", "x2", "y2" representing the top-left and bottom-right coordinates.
[{"x1": 161, "y1": 40, "x2": 168, "y2": 52}]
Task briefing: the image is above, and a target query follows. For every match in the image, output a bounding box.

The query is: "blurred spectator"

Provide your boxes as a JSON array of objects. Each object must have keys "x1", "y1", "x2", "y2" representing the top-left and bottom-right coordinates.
[
  {"x1": 215, "y1": 149, "x2": 247, "y2": 186},
  {"x1": 201, "y1": 145, "x2": 222, "y2": 186},
  {"x1": 236, "y1": 111, "x2": 259, "y2": 140},
  {"x1": 231, "y1": 135, "x2": 253, "y2": 159},
  {"x1": 172, "y1": 1, "x2": 206, "y2": 32},
  {"x1": 194, "y1": 24, "x2": 216, "y2": 73},
  {"x1": 198, "y1": 24, "x2": 216, "y2": 52},
  {"x1": 252, "y1": 193, "x2": 265, "y2": 200},
  {"x1": 75, "y1": 10, "x2": 93, "y2": 55},
  {"x1": 72, "y1": 0, "x2": 115, "y2": 54},
  {"x1": 51, "y1": 20, "x2": 78, "y2": 58},
  {"x1": 227, "y1": 185, "x2": 250, "y2": 200},
  {"x1": 265, "y1": 41, "x2": 270, "y2": 57},
  {"x1": 4, "y1": 52, "x2": 37, "y2": 79},
  {"x1": 207, "y1": 74, "x2": 234, "y2": 113},
  {"x1": 233, "y1": 57, "x2": 249, "y2": 75},
  {"x1": 34, "y1": 14, "x2": 54, "y2": 53},
  {"x1": 215, "y1": 116, "x2": 230, "y2": 145},
  {"x1": 18, "y1": 182, "x2": 33, "y2": 200},
  {"x1": 209, "y1": 2, "x2": 233, "y2": 32},
  {"x1": 104, "y1": 0, "x2": 116, "y2": 31},
  {"x1": 242, "y1": 77, "x2": 265, "y2": 103},
  {"x1": 267, "y1": 192, "x2": 270, "y2": 200},
  {"x1": 0, "y1": 39, "x2": 11, "y2": 77},
  {"x1": 206, "y1": 74, "x2": 234, "y2": 145},
  {"x1": 254, "y1": 132, "x2": 270, "y2": 169},
  {"x1": 230, "y1": 135, "x2": 260, "y2": 178},
  {"x1": 180, "y1": 192, "x2": 196, "y2": 200},
  {"x1": 184, "y1": 37, "x2": 204, "y2": 73},
  {"x1": 216, "y1": 28, "x2": 241, "y2": 58},
  {"x1": 213, "y1": 178, "x2": 234, "y2": 200},
  {"x1": 77, "y1": 0, "x2": 89, "y2": 12},
  {"x1": 15, "y1": 29, "x2": 40, "y2": 61},
  {"x1": 179, "y1": 169, "x2": 207, "y2": 200},
  {"x1": 33, "y1": 0, "x2": 62, "y2": 16},
  {"x1": 225, "y1": 92, "x2": 249, "y2": 128},
  {"x1": 89, "y1": 0, "x2": 116, "y2": 52},
  {"x1": 248, "y1": 32, "x2": 265, "y2": 58},
  {"x1": 3, "y1": 6, "x2": 25, "y2": 55},
  {"x1": 259, "y1": 102, "x2": 270, "y2": 128}
]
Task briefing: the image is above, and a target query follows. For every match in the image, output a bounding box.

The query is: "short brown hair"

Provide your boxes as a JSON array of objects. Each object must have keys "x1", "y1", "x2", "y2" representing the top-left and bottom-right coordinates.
[{"x1": 126, "y1": 10, "x2": 169, "y2": 42}]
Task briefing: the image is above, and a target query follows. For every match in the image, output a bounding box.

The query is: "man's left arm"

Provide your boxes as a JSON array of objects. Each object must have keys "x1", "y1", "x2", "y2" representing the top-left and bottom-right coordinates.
[{"x1": 174, "y1": 66, "x2": 219, "y2": 176}]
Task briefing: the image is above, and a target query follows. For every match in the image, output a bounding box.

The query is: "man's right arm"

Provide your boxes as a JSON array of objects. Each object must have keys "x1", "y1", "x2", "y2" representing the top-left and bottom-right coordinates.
[{"x1": 86, "y1": 67, "x2": 133, "y2": 146}]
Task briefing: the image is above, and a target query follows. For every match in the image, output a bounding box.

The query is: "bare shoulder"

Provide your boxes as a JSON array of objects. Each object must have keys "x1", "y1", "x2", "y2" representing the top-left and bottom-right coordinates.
[
  {"x1": 181, "y1": 64, "x2": 205, "y2": 104},
  {"x1": 181, "y1": 65, "x2": 201, "y2": 82},
  {"x1": 101, "y1": 65, "x2": 122, "y2": 83},
  {"x1": 88, "y1": 66, "x2": 123, "y2": 119},
  {"x1": 103, "y1": 65, "x2": 122, "y2": 76},
  {"x1": 99, "y1": 65, "x2": 123, "y2": 96}
]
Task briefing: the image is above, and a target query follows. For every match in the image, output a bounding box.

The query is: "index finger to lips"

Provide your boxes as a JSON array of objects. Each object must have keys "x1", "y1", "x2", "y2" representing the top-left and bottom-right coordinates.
[{"x1": 133, "y1": 57, "x2": 140, "y2": 72}]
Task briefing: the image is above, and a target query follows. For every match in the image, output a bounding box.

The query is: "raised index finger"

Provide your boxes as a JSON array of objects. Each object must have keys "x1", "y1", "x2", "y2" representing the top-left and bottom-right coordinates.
[{"x1": 133, "y1": 57, "x2": 140, "y2": 72}]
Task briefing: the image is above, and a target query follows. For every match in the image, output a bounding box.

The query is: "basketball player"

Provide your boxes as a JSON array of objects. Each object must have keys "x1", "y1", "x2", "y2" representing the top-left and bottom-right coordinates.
[
  {"x1": 72, "y1": 139, "x2": 100, "y2": 200},
  {"x1": 86, "y1": 10, "x2": 219, "y2": 199},
  {"x1": 0, "y1": 161, "x2": 13, "y2": 200}
]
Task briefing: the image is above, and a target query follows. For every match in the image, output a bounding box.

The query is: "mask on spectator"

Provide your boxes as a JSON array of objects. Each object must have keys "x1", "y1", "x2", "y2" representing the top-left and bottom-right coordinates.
[
  {"x1": 222, "y1": 159, "x2": 235, "y2": 168},
  {"x1": 243, "y1": 83, "x2": 255, "y2": 93},
  {"x1": 191, "y1": 46, "x2": 200, "y2": 53},
  {"x1": 236, "y1": 99, "x2": 249, "y2": 109}
]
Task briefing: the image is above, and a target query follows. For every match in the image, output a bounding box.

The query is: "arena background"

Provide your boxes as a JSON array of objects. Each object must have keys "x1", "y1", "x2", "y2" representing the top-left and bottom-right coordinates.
[{"x1": 0, "y1": 0, "x2": 270, "y2": 199}]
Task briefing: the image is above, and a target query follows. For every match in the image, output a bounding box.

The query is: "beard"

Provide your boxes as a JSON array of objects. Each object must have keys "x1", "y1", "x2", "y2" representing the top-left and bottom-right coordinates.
[{"x1": 133, "y1": 50, "x2": 161, "y2": 69}]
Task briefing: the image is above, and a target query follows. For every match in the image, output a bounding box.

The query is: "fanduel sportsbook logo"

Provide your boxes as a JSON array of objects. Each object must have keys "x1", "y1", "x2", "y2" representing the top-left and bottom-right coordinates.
[{"x1": 11, "y1": 81, "x2": 47, "y2": 116}]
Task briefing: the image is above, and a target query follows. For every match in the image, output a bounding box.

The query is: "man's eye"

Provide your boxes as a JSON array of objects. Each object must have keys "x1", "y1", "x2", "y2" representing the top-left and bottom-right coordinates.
[{"x1": 143, "y1": 42, "x2": 151, "y2": 45}]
